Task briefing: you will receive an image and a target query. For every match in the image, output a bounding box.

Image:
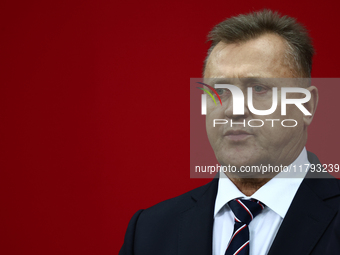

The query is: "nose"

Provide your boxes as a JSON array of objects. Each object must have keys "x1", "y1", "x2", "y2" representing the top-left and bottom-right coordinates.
[{"x1": 224, "y1": 92, "x2": 250, "y2": 119}]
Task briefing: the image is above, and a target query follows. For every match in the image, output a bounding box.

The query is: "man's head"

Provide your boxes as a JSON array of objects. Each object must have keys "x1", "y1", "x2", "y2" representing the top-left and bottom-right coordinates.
[
  {"x1": 204, "y1": 10, "x2": 314, "y2": 78},
  {"x1": 203, "y1": 10, "x2": 318, "y2": 178}
]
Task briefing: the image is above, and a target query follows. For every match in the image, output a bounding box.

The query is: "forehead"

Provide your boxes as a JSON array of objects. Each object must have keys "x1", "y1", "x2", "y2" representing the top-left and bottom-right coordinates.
[{"x1": 204, "y1": 33, "x2": 292, "y2": 78}]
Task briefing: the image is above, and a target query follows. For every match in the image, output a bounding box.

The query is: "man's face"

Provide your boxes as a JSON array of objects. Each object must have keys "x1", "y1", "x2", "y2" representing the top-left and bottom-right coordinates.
[{"x1": 204, "y1": 34, "x2": 314, "y2": 174}]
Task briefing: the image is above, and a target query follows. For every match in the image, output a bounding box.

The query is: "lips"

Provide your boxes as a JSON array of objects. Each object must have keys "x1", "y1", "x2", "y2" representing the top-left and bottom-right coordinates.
[
  {"x1": 224, "y1": 130, "x2": 252, "y2": 141},
  {"x1": 225, "y1": 130, "x2": 251, "y2": 136}
]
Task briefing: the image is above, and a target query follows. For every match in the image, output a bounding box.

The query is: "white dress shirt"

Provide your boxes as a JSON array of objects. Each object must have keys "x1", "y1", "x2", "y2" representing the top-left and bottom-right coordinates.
[{"x1": 213, "y1": 147, "x2": 310, "y2": 255}]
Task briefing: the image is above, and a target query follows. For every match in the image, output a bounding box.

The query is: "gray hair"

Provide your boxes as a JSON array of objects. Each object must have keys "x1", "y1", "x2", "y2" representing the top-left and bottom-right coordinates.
[{"x1": 204, "y1": 10, "x2": 314, "y2": 77}]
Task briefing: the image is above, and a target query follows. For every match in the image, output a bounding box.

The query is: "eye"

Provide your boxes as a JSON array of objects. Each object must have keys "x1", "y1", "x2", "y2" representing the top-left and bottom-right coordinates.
[
  {"x1": 214, "y1": 88, "x2": 231, "y2": 98},
  {"x1": 253, "y1": 85, "x2": 266, "y2": 93},
  {"x1": 215, "y1": 88, "x2": 225, "y2": 95}
]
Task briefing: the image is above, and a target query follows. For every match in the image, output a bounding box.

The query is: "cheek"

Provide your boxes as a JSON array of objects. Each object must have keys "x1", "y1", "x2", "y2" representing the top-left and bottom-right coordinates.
[
  {"x1": 207, "y1": 104, "x2": 224, "y2": 116},
  {"x1": 206, "y1": 122, "x2": 222, "y2": 142},
  {"x1": 255, "y1": 122, "x2": 302, "y2": 147},
  {"x1": 206, "y1": 108, "x2": 226, "y2": 129},
  {"x1": 251, "y1": 97, "x2": 275, "y2": 111},
  {"x1": 206, "y1": 119, "x2": 227, "y2": 151},
  {"x1": 287, "y1": 107, "x2": 305, "y2": 121}
]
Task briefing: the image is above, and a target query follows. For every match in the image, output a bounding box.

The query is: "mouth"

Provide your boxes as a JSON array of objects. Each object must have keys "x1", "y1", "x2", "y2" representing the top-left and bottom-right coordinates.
[{"x1": 224, "y1": 130, "x2": 252, "y2": 141}]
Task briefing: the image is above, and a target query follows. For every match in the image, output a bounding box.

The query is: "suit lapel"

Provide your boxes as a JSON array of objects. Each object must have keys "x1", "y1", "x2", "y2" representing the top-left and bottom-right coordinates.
[
  {"x1": 178, "y1": 178, "x2": 218, "y2": 255},
  {"x1": 268, "y1": 152, "x2": 340, "y2": 255},
  {"x1": 267, "y1": 178, "x2": 337, "y2": 255}
]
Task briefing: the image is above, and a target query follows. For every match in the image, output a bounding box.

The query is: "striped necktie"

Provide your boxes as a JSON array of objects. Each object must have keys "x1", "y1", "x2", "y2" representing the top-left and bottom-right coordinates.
[{"x1": 225, "y1": 199, "x2": 265, "y2": 255}]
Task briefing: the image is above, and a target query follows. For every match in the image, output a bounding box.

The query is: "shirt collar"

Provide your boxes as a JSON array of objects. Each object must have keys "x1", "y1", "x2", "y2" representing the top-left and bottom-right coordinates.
[{"x1": 214, "y1": 147, "x2": 309, "y2": 218}]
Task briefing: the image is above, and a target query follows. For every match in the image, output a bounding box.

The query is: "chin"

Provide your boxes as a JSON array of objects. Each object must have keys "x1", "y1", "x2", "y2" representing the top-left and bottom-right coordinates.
[{"x1": 217, "y1": 150, "x2": 260, "y2": 166}]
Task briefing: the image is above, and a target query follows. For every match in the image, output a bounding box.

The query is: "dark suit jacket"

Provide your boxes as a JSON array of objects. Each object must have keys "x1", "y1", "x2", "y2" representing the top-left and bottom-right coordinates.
[{"x1": 119, "y1": 152, "x2": 340, "y2": 255}]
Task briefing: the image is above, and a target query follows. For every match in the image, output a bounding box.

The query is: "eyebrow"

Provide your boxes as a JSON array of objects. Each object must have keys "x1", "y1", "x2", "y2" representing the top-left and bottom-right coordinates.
[
  {"x1": 240, "y1": 77, "x2": 269, "y2": 85},
  {"x1": 205, "y1": 78, "x2": 232, "y2": 85},
  {"x1": 205, "y1": 77, "x2": 271, "y2": 87}
]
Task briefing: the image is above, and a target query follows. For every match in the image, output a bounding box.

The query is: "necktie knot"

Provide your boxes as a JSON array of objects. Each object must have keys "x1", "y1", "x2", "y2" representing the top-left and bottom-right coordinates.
[{"x1": 228, "y1": 199, "x2": 265, "y2": 225}]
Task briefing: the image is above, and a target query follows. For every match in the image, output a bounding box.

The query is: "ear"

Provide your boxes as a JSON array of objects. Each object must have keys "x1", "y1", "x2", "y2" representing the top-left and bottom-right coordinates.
[{"x1": 303, "y1": 86, "x2": 318, "y2": 126}]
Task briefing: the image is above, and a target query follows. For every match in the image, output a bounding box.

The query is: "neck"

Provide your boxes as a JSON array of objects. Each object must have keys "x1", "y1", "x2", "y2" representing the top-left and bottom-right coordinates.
[{"x1": 228, "y1": 176, "x2": 272, "y2": 196}]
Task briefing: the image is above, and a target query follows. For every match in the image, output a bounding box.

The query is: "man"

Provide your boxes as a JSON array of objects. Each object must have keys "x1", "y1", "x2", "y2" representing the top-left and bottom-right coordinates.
[{"x1": 119, "y1": 10, "x2": 340, "y2": 255}]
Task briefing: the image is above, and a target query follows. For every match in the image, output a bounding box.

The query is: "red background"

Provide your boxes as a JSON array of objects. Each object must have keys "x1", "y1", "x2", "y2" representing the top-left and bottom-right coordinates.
[{"x1": 1, "y1": 0, "x2": 340, "y2": 254}]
